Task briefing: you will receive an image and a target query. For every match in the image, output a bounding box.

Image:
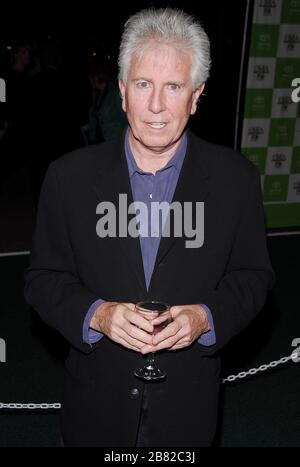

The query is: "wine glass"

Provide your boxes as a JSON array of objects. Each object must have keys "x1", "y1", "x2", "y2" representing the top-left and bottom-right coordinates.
[{"x1": 134, "y1": 301, "x2": 171, "y2": 381}]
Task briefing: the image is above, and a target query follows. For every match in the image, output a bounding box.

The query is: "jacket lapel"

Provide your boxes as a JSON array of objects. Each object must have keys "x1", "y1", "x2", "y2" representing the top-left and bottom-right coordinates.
[
  {"x1": 92, "y1": 143, "x2": 147, "y2": 295},
  {"x1": 152, "y1": 133, "x2": 210, "y2": 277}
]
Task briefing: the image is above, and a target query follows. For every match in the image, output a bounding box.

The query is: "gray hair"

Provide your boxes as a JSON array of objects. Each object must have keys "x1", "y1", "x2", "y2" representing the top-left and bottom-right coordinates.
[{"x1": 118, "y1": 8, "x2": 211, "y2": 89}]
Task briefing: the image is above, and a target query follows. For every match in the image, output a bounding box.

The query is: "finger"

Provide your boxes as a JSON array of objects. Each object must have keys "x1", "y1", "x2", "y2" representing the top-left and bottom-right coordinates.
[
  {"x1": 142, "y1": 333, "x2": 183, "y2": 353},
  {"x1": 125, "y1": 310, "x2": 156, "y2": 333},
  {"x1": 150, "y1": 313, "x2": 171, "y2": 326},
  {"x1": 140, "y1": 344, "x2": 156, "y2": 354},
  {"x1": 152, "y1": 321, "x2": 181, "y2": 345},
  {"x1": 135, "y1": 309, "x2": 159, "y2": 320},
  {"x1": 118, "y1": 328, "x2": 152, "y2": 350},
  {"x1": 123, "y1": 322, "x2": 154, "y2": 345},
  {"x1": 116, "y1": 336, "x2": 141, "y2": 352},
  {"x1": 169, "y1": 305, "x2": 184, "y2": 318},
  {"x1": 123, "y1": 303, "x2": 136, "y2": 311},
  {"x1": 168, "y1": 341, "x2": 191, "y2": 351}
]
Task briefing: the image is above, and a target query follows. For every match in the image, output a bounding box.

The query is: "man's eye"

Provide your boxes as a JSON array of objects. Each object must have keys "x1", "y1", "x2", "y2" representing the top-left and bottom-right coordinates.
[
  {"x1": 168, "y1": 83, "x2": 180, "y2": 91},
  {"x1": 137, "y1": 81, "x2": 150, "y2": 88}
]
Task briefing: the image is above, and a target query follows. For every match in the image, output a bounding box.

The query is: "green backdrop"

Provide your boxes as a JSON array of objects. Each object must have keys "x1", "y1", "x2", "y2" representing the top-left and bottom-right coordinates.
[{"x1": 241, "y1": 0, "x2": 300, "y2": 228}]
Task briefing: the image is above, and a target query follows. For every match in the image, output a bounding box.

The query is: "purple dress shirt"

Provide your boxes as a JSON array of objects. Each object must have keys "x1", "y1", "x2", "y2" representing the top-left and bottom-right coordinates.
[{"x1": 83, "y1": 128, "x2": 216, "y2": 346}]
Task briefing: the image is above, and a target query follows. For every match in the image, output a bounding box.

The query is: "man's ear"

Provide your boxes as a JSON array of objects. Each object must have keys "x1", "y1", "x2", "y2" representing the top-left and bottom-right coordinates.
[
  {"x1": 119, "y1": 79, "x2": 126, "y2": 112},
  {"x1": 190, "y1": 82, "x2": 205, "y2": 115}
]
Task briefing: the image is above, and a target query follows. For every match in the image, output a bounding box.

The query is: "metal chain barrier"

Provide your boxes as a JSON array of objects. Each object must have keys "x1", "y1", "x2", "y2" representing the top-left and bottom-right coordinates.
[
  {"x1": 0, "y1": 403, "x2": 61, "y2": 410},
  {"x1": 0, "y1": 351, "x2": 299, "y2": 411},
  {"x1": 222, "y1": 351, "x2": 299, "y2": 383}
]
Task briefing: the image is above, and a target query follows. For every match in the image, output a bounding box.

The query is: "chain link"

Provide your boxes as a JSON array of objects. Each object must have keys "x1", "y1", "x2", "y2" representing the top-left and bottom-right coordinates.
[
  {"x1": 221, "y1": 351, "x2": 299, "y2": 383},
  {"x1": 0, "y1": 352, "x2": 299, "y2": 411},
  {"x1": 0, "y1": 402, "x2": 61, "y2": 410}
]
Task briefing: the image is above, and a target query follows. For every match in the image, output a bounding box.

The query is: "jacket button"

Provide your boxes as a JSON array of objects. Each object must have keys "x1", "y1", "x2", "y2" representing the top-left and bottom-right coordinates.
[{"x1": 129, "y1": 388, "x2": 140, "y2": 400}]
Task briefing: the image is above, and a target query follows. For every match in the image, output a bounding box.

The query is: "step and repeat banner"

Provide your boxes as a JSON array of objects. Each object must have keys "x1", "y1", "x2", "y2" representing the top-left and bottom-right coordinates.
[{"x1": 241, "y1": 0, "x2": 300, "y2": 228}]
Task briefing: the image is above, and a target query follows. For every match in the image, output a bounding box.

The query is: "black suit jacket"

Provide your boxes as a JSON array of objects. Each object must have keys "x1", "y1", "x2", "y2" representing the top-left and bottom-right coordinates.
[{"x1": 24, "y1": 131, "x2": 275, "y2": 446}]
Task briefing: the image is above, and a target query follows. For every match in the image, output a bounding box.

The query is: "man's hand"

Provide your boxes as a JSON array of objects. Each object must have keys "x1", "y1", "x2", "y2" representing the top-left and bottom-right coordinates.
[
  {"x1": 140, "y1": 304, "x2": 210, "y2": 354},
  {"x1": 90, "y1": 302, "x2": 156, "y2": 352}
]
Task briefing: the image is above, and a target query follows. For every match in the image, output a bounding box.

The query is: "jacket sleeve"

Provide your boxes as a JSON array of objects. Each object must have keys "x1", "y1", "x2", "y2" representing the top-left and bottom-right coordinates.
[
  {"x1": 198, "y1": 166, "x2": 275, "y2": 355},
  {"x1": 24, "y1": 162, "x2": 101, "y2": 354}
]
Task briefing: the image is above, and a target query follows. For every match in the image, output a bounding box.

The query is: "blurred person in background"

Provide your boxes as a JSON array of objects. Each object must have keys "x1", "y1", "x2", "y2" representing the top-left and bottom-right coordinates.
[
  {"x1": 20, "y1": 41, "x2": 85, "y2": 207},
  {"x1": 83, "y1": 57, "x2": 127, "y2": 143},
  {"x1": 0, "y1": 40, "x2": 39, "y2": 196}
]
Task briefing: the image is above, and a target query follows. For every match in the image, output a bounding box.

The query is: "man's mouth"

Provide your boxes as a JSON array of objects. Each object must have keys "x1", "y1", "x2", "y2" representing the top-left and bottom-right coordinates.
[{"x1": 146, "y1": 122, "x2": 166, "y2": 129}]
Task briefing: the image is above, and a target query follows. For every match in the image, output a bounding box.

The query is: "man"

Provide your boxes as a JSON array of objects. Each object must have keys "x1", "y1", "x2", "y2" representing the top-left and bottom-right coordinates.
[{"x1": 24, "y1": 8, "x2": 275, "y2": 447}]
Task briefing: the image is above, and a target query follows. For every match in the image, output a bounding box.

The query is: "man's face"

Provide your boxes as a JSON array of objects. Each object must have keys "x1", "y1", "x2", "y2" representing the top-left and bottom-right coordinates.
[{"x1": 119, "y1": 44, "x2": 204, "y2": 154}]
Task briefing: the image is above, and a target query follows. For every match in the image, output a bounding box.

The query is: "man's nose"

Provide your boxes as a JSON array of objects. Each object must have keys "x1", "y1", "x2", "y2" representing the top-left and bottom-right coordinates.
[{"x1": 148, "y1": 88, "x2": 166, "y2": 114}]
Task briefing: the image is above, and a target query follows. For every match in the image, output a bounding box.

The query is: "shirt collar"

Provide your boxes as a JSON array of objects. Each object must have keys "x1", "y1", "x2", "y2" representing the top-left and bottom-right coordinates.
[{"x1": 124, "y1": 126, "x2": 187, "y2": 178}]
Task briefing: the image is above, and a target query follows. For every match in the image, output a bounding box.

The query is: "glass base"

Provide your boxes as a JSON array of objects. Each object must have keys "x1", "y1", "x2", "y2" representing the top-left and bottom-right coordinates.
[{"x1": 134, "y1": 365, "x2": 166, "y2": 381}]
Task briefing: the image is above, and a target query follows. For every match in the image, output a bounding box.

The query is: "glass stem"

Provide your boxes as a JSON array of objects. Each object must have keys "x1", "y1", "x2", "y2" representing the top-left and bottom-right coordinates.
[{"x1": 146, "y1": 352, "x2": 155, "y2": 369}]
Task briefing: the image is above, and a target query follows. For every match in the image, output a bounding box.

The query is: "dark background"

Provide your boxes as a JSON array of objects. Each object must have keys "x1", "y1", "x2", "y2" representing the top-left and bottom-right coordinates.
[
  {"x1": 0, "y1": 0, "x2": 251, "y2": 148},
  {"x1": 1, "y1": 0, "x2": 300, "y2": 447}
]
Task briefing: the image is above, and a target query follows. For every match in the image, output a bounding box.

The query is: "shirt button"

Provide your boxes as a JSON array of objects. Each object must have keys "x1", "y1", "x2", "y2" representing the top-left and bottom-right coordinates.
[{"x1": 129, "y1": 388, "x2": 140, "y2": 400}]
